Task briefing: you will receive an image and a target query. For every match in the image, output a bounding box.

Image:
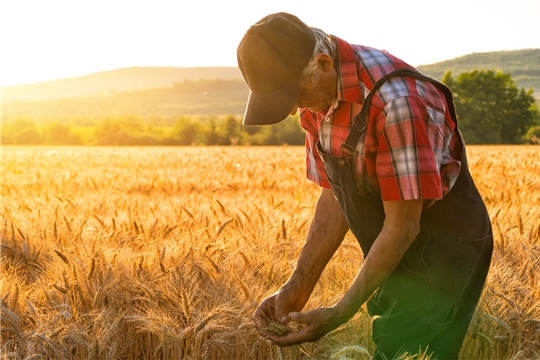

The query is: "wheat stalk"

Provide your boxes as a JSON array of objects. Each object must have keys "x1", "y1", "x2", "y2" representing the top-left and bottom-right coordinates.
[
  {"x1": 215, "y1": 219, "x2": 233, "y2": 239},
  {"x1": 194, "y1": 312, "x2": 220, "y2": 334},
  {"x1": 54, "y1": 250, "x2": 70, "y2": 265},
  {"x1": 2, "y1": 146, "x2": 538, "y2": 359}
]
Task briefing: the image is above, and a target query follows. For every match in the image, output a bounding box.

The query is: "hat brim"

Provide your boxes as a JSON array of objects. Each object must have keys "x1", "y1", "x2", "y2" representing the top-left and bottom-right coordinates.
[{"x1": 242, "y1": 80, "x2": 300, "y2": 126}]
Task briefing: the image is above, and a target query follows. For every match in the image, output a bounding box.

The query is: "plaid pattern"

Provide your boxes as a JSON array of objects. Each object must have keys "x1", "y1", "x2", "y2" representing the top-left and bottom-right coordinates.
[{"x1": 300, "y1": 37, "x2": 461, "y2": 202}]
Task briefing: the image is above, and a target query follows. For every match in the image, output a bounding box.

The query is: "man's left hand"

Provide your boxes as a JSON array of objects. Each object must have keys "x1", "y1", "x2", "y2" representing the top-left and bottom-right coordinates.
[{"x1": 266, "y1": 306, "x2": 345, "y2": 347}]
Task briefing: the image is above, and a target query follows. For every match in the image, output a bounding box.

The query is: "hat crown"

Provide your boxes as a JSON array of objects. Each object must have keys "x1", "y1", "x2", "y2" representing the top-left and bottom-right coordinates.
[{"x1": 237, "y1": 12, "x2": 316, "y2": 95}]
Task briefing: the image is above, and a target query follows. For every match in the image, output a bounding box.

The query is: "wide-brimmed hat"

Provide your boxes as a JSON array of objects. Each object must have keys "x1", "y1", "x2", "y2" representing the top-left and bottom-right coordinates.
[{"x1": 237, "y1": 12, "x2": 316, "y2": 125}]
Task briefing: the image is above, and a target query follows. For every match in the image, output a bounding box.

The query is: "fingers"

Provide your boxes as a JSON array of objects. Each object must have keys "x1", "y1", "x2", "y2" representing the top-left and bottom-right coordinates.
[
  {"x1": 253, "y1": 295, "x2": 282, "y2": 337},
  {"x1": 265, "y1": 308, "x2": 337, "y2": 347},
  {"x1": 274, "y1": 302, "x2": 288, "y2": 322},
  {"x1": 267, "y1": 323, "x2": 324, "y2": 347},
  {"x1": 266, "y1": 311, "x2": 312, "y2": 347},
  {"x1": 253, "y1": 305, "x2": 271, "y2": 323},
  {"x1": 275, "y1": 290, "x2": 295, "y2": 321},
  {"x1": 287, "y1": 311, "x2": 306, "y2": 323},
  {"x1": 253, "y1": 297, "x2": 276, "y2": 320},
  {"x1": 267, "y1": 326, "x2": 309, "y2": 347}
]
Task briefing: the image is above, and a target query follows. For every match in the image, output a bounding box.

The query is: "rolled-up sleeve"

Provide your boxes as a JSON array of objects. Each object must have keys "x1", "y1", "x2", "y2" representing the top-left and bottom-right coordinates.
[{"x1": 376, "y1": 96, "x2": 444, "y2": 201}]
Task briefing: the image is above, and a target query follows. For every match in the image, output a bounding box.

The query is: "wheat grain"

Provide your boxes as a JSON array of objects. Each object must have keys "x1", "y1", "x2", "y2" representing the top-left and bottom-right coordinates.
[
  {"x1": 54, "y1": 250, "x2": 70, "y2": 265},
  {"x1": 330, "y1": 344, "x2": 371, "y2": 359},
  {"x1": 1, "y1": 292, "x2": 10, "y2": 305},
  {"x1": 204, "y1": 255, "x2": 220, "y2": 274},
  {"x1": 10, "y1": 221, "x2": 15, "y2": 242},
  {"x1": 238, "y1": 251, "x2": 251, "y2": 268},
  {"x1": 194, "y1": 312, "x2": 220, "y2": 334},
  {"x1": 87, "y1": 256, "x2": 96, "y2": 280},
  {"x1": 1, "y1": 305, "x2": 23, "y2": 341},
  {"x1": 215, "y1": 199, "x2": 228, "y2": 215},
  {"x1": 180, "y1": 289, "x2": 191, "y2": 318},
  {"x1": 235, "y1": 277, "x2": 251, "y2": 302},
  {"x1": 163, "y1": 225, "x2": 177, "y2": 238},
  {"x1": 33, "y1": 333, "x2": 59, "y2": 357},
  {"x1": 277, "y1": 346, "x2": 285, "y2": 360},
  {"x1": 16, "y1": 227, "x2": 27, "y2": 241},
  {"x1": 259, "y1": 320, "x2": 295, "y2": 338},
  {"x1": 53, "y1": 221, "x2": 58, "y2": 240},
  {"x1": 63, "y1": 215, "x2": 73, "y2": 233},
  {"x1": 93, "y1": 215, "x2": 107, "y2": 230},
  {"x1": 182, "y1": 206, "x2": 194, "y2": 219},
  {"x1": 215, "y1": 219, "x2": 233, "y2": 239},
  {"x1": 53, "y1": 284, "x2": 68, "y2": 294}
]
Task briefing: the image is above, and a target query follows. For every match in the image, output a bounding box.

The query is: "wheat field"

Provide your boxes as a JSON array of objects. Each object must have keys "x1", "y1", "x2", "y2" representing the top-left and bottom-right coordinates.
[{"x1": 1, "y1": 145, "x2": 539, "y2": 360}]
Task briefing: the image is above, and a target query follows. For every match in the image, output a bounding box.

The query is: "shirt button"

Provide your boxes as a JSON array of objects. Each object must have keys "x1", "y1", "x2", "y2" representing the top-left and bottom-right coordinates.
[{"x1": 324, "y1": 117, "x2": 330, "y2": 122}]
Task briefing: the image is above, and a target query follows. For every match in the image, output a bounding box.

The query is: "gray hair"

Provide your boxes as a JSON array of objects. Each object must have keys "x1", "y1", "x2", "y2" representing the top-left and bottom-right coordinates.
[{"x1": 300, "y1": 28, "x2": 337, "y2": 87}]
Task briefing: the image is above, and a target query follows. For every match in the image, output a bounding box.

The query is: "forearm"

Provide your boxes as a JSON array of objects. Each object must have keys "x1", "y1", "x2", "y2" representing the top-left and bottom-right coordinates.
[
  {"x1": 334, "y1": 200, "x2": 423, "y2": 321},
  {"x1": 265, "y1": 200, "x2": 424, "y2": 347},
  {"x1": 288, "y1": 188, "x2": 349, "y2": 296}
]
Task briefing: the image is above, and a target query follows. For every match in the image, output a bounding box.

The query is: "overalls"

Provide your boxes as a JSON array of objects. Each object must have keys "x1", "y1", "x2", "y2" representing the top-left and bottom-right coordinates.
[{"x1": 316, "y1": 69, "x2": 493, "y2": 359}]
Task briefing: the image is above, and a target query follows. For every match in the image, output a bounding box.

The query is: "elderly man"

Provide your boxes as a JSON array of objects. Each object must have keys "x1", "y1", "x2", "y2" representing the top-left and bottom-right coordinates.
[{"x1": 237, "y1": 12, "x2": 493, "y2": 359}]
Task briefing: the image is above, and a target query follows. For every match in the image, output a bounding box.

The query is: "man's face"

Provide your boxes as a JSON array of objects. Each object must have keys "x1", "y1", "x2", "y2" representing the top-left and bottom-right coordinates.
[{"x1": 290, "y1": 54, "x2": 337, "y2": 115}]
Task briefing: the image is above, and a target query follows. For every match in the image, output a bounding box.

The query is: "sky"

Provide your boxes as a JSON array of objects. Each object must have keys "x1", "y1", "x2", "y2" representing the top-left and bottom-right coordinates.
[{"x1": 1, "y1": 0, "x2": 539, "y2": 87}]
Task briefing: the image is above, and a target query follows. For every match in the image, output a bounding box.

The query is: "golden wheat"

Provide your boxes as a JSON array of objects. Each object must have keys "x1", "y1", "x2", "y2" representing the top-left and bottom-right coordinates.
[{"x1": 1, "y1": 145, "x2": 539, "y2": 359}]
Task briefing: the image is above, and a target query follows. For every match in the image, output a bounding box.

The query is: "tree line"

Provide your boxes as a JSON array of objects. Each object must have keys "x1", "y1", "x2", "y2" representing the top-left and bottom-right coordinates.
[
  {"x1": 2, "y1": 70, "x2": 539, "y2": 145},
  {"x1": 1, "y1": 115, "x2": 307, "y2": 146}
]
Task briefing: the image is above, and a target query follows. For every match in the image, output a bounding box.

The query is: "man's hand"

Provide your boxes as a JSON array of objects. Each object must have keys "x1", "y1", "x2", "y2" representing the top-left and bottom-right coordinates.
[
  {"x1": 253, "y1": 280, "x2": 310, "y2": 337},
  {"x1": 266, "y1": 306, "x2": 347, "y2": 346}
]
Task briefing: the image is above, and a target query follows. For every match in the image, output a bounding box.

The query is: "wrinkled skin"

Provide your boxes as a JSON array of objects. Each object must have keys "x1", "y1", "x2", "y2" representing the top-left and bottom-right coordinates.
[
  {"x1": 268, "y1": 307, "x2": 344, "y2": 346},
  {"x1": 253, "y1": 280, "x2": 309, "y2": 331},
  {"x1": 253, "y1": 281, "x2": 347, "y2": 346}
]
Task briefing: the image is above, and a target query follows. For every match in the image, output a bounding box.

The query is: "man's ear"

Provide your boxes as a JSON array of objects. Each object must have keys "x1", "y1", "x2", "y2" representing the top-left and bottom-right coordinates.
[{"x1": 315, "y1": 53, "x2": 334, "y2": 72}]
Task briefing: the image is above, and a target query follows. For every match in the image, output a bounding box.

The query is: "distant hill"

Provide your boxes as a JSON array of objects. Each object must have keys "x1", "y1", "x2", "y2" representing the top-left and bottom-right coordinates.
[
  {"x1": 418, "y1": 49, "x2": 540, "y2": 98},
  {"x1": 2, "y1": 49, "x2": 539, "y2": 120},
  {"x1": 2, "y1": 66, "x2": 242, "y2": 103},
  {"x1": 3, "y1": 78, "x2": 250, "y2": 119}
]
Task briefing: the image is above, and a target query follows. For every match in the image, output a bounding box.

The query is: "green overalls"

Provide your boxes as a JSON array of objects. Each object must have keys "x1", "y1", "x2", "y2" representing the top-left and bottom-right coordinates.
[{"x1": 317, "y1": 69, "x2": 493, "y2": 359}]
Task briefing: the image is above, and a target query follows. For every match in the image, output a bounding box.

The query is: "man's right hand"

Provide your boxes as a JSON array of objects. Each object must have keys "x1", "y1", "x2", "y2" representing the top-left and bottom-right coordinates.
[{"x1": 253, "y1": 280, "x2": 309, "y2": 336}]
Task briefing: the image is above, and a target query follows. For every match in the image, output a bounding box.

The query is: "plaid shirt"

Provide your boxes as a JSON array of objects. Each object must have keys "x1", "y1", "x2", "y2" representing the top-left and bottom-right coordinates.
[{"x1": 300, "y1": 37, "x2": 462, "y2": 202}]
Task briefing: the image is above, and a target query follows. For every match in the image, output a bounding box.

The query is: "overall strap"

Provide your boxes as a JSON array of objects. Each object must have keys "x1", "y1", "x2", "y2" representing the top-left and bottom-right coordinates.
[{"x1": 340, "y1": 68, "x2": 458, "y2": 158}]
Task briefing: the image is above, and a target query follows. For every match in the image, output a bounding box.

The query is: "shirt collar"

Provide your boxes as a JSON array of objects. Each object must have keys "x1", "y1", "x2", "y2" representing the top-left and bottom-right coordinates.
[{"x1": 333, "y1": 36, "x2": 364, "y2": 105}]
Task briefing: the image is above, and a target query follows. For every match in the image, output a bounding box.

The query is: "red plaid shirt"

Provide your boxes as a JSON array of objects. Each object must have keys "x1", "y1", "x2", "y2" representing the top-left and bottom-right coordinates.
[{"x1": 300, "y1": 37, "x2": 462, "y2": 202}]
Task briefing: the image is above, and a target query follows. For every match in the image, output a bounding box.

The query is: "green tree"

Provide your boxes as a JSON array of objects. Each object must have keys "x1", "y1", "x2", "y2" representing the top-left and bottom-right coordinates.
[
  {"x1": 44, "y1": 122, "x2": 82, "y2": 145},
  {"x1": 16, "y1": 129, "x2": 44, "y2": 144},
  {"x1": 442, "y1": 70, "x2": 539, "y2": 144},
  {"x1": 1, "y1": 118, "x2": 42, "y2": 144},
  {"x1": 94, "y1": 117, "x2": 134, "y2": 145},
  {"x1": 221, "y1": 116, "x2": 242, "y2": 145},
  {"x1": 94, "y1": 116, "x2": 161, "y2": 145},
  {"x1": 205, "y1": 117, "x2": 221, "y2": 145},
  {"x1": 274, "y1": 116, "x2": 305, "y2": 145},
  {"x1": 524, "y1": 125, "x2": 540, "y2": 144},
  {"x1": 240, "y1": 116, "x2": 305, "y2": 145},
  {"x1": 172, "y1": 116, "x2": 203, "y2": 145}
]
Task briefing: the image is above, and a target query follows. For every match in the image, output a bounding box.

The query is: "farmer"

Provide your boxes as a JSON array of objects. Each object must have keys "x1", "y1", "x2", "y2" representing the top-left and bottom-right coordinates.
[{"x1": 237, "y1": 12, "x2": 493, "y2": 359}]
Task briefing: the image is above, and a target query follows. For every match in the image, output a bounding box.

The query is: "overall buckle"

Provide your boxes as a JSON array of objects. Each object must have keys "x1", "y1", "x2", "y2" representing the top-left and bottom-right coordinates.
[{"x1": 340, "y1": 143, "x2": 359, "y2": 159}]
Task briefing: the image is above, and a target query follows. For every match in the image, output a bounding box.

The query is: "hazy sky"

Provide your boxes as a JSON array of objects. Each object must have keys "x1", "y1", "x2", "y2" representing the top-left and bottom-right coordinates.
[{"x1": 2, "y1": 0, "x2": 539, "y2": 86}]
